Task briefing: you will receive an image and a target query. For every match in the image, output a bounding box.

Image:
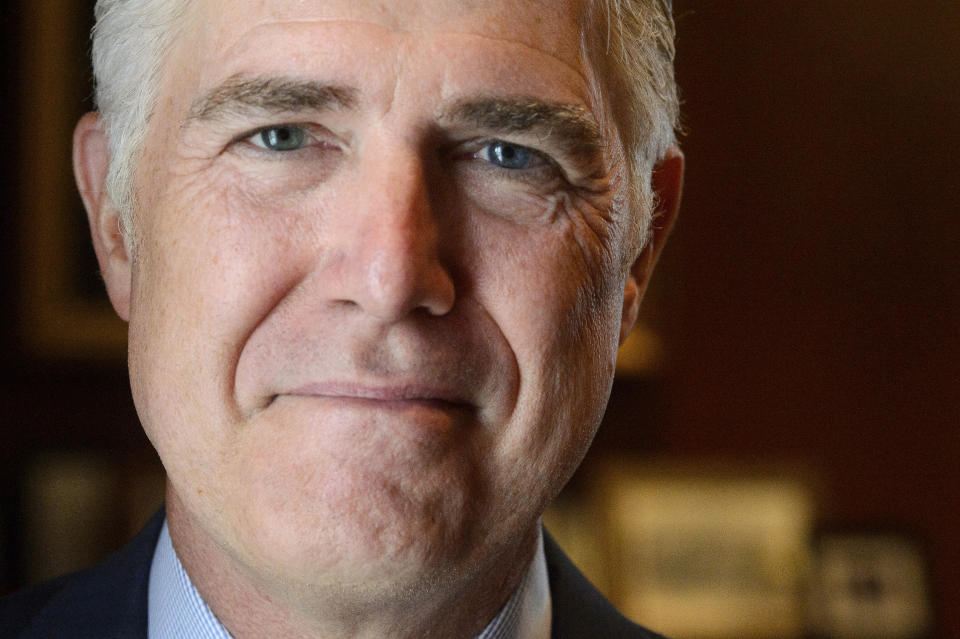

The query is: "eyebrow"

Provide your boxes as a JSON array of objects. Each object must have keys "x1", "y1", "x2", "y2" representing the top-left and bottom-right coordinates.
[
  {"x1": 187, "y1": 74, "x2": 359, "y2": 121},
  {"x1": 444, "y1": 98, "x2": 606, "y2": 168}
]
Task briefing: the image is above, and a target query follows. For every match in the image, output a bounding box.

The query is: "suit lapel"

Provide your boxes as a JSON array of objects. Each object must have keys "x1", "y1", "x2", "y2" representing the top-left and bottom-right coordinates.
[
  {"x1": 16, "y1": 508, "x2": 164, "y2": 639},
  {"x1": 544, "y1": 528, "x2": 666, "y2": 639}
]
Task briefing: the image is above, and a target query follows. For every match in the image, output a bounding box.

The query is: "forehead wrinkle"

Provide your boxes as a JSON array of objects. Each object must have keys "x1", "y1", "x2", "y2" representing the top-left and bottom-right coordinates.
[
  {"x1": 440, "y1": 30, "x2": 592, "y2": 90},
  {"x1": 201, "y1": 13, "x2": 594, "y2": 96},
  {"x1": 186, "y1": 74, "x2": 360, "y2": 122},
  {"x1": 210, "y1": 14, "x2": 590, "y2": 78}
]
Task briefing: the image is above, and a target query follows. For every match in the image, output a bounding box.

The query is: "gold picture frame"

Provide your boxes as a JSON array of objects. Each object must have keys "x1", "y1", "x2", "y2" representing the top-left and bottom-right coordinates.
[{"x1": 598, "y1": 460, "x2": 815, "y2": 638}]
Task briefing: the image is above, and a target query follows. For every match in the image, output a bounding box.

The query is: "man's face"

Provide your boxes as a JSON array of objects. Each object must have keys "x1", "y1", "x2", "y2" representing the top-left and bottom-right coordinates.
[{"x1": 121, "y1": 0, "x2": 643, "y2": 593}]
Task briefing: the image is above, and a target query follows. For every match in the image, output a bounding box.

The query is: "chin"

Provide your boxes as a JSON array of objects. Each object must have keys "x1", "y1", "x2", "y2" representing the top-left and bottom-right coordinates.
[{"x1": 223, "y1": 460, "x2": 481, "y2": 591}]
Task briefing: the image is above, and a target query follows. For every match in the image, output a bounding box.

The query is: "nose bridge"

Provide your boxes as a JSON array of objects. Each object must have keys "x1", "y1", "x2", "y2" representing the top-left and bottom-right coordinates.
[
  {"x1": 369, "y1": 151, "x2": 433, "y2": 256},
  {"x1": 337, "y1": 142, "x2": 455, "y2": 320}
]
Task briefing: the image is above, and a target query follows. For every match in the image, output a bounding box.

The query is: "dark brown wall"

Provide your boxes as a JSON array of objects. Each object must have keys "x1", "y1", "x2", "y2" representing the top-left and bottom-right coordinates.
[{"x1": 666, "y1": 1, "x2": 960, "y2": 633}]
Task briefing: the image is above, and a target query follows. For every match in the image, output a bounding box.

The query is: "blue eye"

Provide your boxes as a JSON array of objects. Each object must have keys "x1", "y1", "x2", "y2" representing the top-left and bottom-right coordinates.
[
  {"x1": 252, "y1": 126, "x2": 307, "y2": 151},
  {"x1": 480, "y1": 141, "x2": 536, "y2": 169}
]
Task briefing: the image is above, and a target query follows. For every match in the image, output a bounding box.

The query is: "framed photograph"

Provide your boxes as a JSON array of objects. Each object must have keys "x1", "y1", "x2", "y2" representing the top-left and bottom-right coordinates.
[
  {"x1": 806, "y1": 529, "x2": 933, "y2": 639},
  {"x1": 597, "y1": 461, "x2": 815, "y2": 638},
  {"x1": 19, "y1": 0, "x2": 127, "y2": 360}
]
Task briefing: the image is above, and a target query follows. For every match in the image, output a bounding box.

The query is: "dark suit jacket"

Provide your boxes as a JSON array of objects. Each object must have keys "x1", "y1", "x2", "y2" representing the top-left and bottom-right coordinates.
[{"x1": 1, "y1": 509, "x2": 665, "y2": 638}]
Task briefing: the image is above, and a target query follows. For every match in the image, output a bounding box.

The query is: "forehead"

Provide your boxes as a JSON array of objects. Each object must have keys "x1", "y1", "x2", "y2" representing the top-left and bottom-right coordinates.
[
  {"x1": 166, "y1": 0, "x2": 596, "y2": 108},
  {"x1": 192, "y1": 0, "x2": 588, "y2": 60}
]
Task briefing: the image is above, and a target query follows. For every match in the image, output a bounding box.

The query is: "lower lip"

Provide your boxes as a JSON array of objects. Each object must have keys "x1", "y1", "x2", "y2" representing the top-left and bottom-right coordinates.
[{"x1": 262, "y1": 394, "x2": 475, "y2": 464}]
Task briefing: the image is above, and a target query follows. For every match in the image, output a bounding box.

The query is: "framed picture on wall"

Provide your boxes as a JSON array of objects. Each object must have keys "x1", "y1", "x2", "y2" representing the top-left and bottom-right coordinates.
[
  {"x1": 806, "y1": 528, "x2": 933, "y2": 639},
  {"x1": 597, "y1": 461, "x2": 816, "y2": 638},
  {"x1": 19, "y1": 0, "x2": 127, "y2": 360}
]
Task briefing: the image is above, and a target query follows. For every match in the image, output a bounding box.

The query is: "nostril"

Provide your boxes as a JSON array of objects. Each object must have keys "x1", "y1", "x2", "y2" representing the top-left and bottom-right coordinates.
[{"x1": 421, "y1": 270, "x2": 456, "y2": 317}]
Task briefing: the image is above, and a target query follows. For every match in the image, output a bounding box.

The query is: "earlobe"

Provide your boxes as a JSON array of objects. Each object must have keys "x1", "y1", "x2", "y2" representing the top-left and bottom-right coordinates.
[
  {"x1": 619, "y1": 146, "x2": 684, "y2": 345},
  {"x1": 74, "y1": 112, "x2": 132, "y2": 321}
]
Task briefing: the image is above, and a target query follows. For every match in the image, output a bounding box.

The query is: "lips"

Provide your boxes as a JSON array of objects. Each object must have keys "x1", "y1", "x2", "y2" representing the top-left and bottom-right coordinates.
[
  {"x1": 268, "y1": 380, "x2": 478, "y2": 444},
  {"x1": 283, "y1": 381, "x2": 474, "y2": 411}
]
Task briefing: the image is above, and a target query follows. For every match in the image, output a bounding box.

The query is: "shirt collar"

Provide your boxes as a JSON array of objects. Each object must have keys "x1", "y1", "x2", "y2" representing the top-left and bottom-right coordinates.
[
  {"x1": 148, "y1": 519, "x2": 231, "y2": 639},
  {"x1": 148, "y1": 518, "x2": 551, "y2": 639}
]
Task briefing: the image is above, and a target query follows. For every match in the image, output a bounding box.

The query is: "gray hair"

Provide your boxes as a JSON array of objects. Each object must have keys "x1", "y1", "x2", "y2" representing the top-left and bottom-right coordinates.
[
  {"x1": 91, "y1": 0, "x2": 679, "y2": 249},
  {"x1": 586, "y1": 0, "x2": 680, "y2": 256},
  {"x1": 92, "y1": 0, "x2": 187, "y2": 232}
]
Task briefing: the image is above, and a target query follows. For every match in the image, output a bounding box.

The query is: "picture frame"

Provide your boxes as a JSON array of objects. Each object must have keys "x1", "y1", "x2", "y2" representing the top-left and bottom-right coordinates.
[
  {"x1": 806, "y1": 528, "x2": 933, "y2": 639},
  {"x1": 596, "y1": 460, "x2": 816, "y2": 638}
]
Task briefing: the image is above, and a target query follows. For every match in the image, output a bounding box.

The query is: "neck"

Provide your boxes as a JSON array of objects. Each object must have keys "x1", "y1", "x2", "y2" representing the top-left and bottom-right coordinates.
[{"x1": 165, "y1": 488, "x2": 538, "y2": 639}]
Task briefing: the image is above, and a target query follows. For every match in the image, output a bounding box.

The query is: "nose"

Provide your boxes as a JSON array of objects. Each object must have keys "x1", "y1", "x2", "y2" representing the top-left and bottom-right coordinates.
[{"x1": 329, "y1": 148, "x2": 455, "y2": 321}]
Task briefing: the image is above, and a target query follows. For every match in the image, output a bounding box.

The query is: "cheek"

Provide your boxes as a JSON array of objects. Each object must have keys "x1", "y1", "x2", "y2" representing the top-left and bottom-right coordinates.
[
  {"x1": 138, "y1": 166, "x2": 323, "y2": 323},
  {"x1": 467, "y1": 191, "x2": 626, "y2": 367},
  {"x1": 127, "y1": 169, "x2": 325, "y2": 443},
  {"x1": 467, "y1": 197, "x2": 627, "y2": 454}
]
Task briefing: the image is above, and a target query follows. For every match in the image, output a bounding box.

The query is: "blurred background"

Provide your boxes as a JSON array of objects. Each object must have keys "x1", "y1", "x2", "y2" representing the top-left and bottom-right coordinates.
[{"x1": 1, "y1": 1, "x2": 957, "y2": 637}]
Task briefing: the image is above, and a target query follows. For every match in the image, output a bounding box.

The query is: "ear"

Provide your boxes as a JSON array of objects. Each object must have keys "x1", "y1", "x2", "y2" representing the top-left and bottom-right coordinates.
[
  {"x1": 74, "y1": 112, "x2": 132, "y2": 321},
  {"x1": 619, "y1": 146, "x2": 684, "y2": 344}
]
